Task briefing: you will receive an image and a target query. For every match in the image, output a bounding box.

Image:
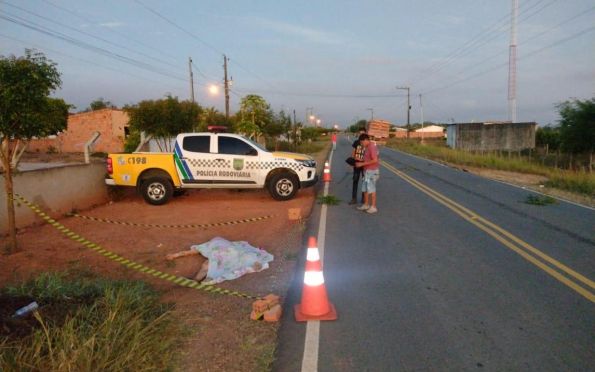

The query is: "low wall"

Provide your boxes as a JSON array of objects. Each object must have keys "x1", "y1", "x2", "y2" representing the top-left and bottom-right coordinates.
[
  {"x1": 391, "y1": 132, "x2": 444, "y2": 139},
  {"x1": 0, "y1": 163, "x2": 110, "y2": 233}
]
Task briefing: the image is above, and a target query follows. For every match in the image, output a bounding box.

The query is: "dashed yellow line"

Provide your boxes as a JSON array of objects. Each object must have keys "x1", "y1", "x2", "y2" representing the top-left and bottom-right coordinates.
[
  {"x1": 381, "y1": 160, "x2": 595, "y2": 303},
  {"x1": 13, "y1": 193, "x2": 260, "y2": 300}
]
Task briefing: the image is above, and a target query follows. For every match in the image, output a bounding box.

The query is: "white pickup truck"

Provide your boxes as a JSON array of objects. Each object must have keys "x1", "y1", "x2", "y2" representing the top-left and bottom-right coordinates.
[{"x1": 105, "y1": 132, "x2": 318, "y2": 205}]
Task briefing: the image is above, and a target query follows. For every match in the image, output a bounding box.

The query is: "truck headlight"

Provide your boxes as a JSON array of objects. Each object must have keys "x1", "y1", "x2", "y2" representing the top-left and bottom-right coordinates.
[{"x1": 296, "y1": 159, "x2": 316, "y2": 168}]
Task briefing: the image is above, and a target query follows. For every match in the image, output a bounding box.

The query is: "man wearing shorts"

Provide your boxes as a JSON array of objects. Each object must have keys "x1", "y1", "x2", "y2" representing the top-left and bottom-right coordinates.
[{"x1": 355, "y1": 134, "x2": 379, "y2": 214}]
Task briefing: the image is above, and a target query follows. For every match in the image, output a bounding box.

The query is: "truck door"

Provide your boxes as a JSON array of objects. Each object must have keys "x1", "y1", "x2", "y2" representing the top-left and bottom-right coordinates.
[
  {"x1": 214, "y1": 135, "x2": 261, "y2": 186},
  {"x1": 174, "y1": 134, "x2": 221, "y2": 184}
]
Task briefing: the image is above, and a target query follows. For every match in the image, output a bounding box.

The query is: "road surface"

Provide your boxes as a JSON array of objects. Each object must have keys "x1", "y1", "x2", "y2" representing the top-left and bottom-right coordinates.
[{"x1": 275, "y1": 135, "x2": 594, "y2": 371}]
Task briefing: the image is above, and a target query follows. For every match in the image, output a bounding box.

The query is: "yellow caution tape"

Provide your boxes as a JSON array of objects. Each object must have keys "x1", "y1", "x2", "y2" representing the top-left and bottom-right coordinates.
[
  {"x1": 14, "y1": 193, "x2": 260, "y2": 300},
  {"x1": 67, "y1": 213, "x2": 274, "y2": 229}
]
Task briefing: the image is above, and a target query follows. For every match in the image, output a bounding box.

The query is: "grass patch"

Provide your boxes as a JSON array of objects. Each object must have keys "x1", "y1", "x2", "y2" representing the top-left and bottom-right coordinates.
[
  {"x1": 387, "y1": 139, "x2": 595, "y2": 197},
  {"x1": 524, "y1": 194, "x2": 557, "y2": 206},
  {"x1": 0, "y1": 271, "x2": 182, "y2": 372},
  {"x1": 296, "y1": 140, "x2": 325, "y2": 155},
  {"x1": 283, "y1": 251, "x2": 298, "y2": 261},
  {"x1": 317, "y1": 194, "x2": 341, "y2": 205}
]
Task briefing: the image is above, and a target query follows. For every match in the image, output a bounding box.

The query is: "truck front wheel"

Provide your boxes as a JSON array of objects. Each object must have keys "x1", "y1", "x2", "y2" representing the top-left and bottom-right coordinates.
[
  {"x1": 268, "y1": 172, "x2": 298, "y2": 201},
  {"x1": 141, "y1": 177, "x2": 173, "y2": 205}
]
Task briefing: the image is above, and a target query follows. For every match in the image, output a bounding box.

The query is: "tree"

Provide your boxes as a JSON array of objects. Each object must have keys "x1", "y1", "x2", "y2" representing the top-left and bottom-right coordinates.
[
  {"x1": 348, "y1": 119, "x2": 367, "y2": 133},
  {"x1": 557, "y1": 98, "x2": 595, "y2": 170},
  {"x1": 125, "y1": 96, "x2": 201, "y2": 152},
  {"x1": 0, "y1": 50, "x2": 70, "y2": 253},
  {"x1": 236, "y1": 94, "x2": 272, "y2": 139},
  {"x1": 198, "y1": 106, "x2": 232, "y2": 132},
  {"x1": 535, "y1": 125, "x2": 561, "y2": 154},
  {"x1": 87, "y1": 97, "x2": 115, "y2": 111}
]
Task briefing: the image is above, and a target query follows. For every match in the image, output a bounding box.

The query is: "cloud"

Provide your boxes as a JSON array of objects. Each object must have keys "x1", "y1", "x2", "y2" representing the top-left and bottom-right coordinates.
[
  {"x1": 248, "y1": 16, "x2": 347, "y2": 45},
  {"x1": 98, "y1": 22, "x2": 125, "y2": 29},
  {"x1": 358, "y1": 56, "x2": 401, "y2": 65},
  {"x1": 443, "y1": 15, "x2": 465, "y2": 26}
]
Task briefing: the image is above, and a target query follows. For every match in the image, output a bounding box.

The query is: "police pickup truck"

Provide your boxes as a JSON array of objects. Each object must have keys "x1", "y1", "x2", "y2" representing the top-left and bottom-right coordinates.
[{"x1": 105, "y1": 132, "x2": 318, "y2": 205}]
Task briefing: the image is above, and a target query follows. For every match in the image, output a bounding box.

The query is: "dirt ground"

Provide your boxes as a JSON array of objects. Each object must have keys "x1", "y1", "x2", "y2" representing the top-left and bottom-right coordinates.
[{"x1": 1, "y1": 149, "x2": 327, "y2": 371}]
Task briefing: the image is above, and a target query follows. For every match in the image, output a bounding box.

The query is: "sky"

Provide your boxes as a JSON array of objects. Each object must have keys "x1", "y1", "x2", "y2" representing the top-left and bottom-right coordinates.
[{"x1": 1, "y1": 0, "x2": 594, "y2": 128}]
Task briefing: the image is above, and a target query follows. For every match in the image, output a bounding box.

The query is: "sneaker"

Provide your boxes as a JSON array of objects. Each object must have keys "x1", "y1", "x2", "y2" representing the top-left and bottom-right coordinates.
[
  {"x1": 357, "y1": 204, "x2": 370, "y2": 211},
  {"x1": 366, "y1": 207, "x2": 378, "y2": 214},
  {"x1": 348, "y1": 199, "x2": 357, "y2": 205}
]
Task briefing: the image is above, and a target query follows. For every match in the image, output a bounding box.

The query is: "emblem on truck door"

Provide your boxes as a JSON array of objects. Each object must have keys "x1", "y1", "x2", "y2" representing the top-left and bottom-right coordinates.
[{"x1": 233, "y1": 158, "x2": 244, "y2": 171}]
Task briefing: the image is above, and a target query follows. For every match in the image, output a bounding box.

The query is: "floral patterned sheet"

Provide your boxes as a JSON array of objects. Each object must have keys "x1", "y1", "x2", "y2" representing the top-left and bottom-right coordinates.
[{"x1": 190, "y1": 237, "x2": 274, "y2": 284}]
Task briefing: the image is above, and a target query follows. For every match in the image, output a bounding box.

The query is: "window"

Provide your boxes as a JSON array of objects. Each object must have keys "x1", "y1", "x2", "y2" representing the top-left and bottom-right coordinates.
[
  {"x1": 218, "y1": 136, "x2": 258, "y2": 156},
  {"x1": 183, "y1": 136, "x2": 210, "y2": 153}
]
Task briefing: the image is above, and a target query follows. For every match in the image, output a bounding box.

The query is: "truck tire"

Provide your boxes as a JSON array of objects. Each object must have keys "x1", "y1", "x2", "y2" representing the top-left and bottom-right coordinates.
[
  {"x1": 141, "y1": 177, "x2": 173, "y2": 205},
  {"x1": 268, "y1": 172, "x2": 298, "y2": 201}
]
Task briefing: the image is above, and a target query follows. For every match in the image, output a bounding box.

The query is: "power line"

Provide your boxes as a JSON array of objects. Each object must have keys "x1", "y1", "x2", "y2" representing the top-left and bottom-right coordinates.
[
  {"x1": 428, "y1": 4, "x2": 595, "y2": 90},
  {"x1": 0, "y1": 13, "x2": 188, "y2": 83},
  {"x1": 421, "y1": 25, "x2": 595, "y2": 96},
  {"x1": 0, "y1": 33, "x2": 186, "y2": 92},
  {"x1": 132, "y1": 0, "x2": 278, "y2": 90},
  {"x1": 1, "y1": 0, "x2": 181, "y2": 70},
  {"x1": 231, "y1": 87, "x2": 406, "y2": 98},
  {"x1": 40, "y1": 0, "x2": 182, "y2": 64},
  {"x1": 413, "y1": 0, "x2": 561, "y2": 87}
]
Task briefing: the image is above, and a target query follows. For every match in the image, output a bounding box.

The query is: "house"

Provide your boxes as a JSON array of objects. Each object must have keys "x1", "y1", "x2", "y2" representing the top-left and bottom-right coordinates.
[
  {"x1": 28, "y1": 108, "x2": 130, "y2": 153},
  {"x1": 412, "y1": 125, "x2": 445, "y2": 139},
  {"x1": 445, "y1": 122, "x2": 536, "y2": 151}
]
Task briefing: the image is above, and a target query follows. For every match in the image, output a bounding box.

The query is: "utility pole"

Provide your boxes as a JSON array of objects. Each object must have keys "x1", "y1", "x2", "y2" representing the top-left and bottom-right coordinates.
[
  {"x1": 419, "y1": 94, "x2": 425, "y2": 143},
  {"x1": 397, "y1": 86, "x2": 411, "y2": 137},
  {"x1": 508, "y1": 0, "x2": 518, "y2": 123},
  {"x1": 293, "y1": 109, "x2": 298, "y2": 149},
  {"x1": 188, "y1": 57, "x2": 195, "y2": 103},
  {"x1": 366, "y1": 108, "x2": 374, "y2": 120},
  {"x1": 223, "y1": 54, "x2": 230, "y2": 118}
]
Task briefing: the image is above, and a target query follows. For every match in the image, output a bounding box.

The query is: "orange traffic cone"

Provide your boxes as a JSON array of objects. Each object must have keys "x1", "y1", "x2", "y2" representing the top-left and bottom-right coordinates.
[
  {"x1": 294, "y1": 237, "x2": 337, "y2": 321},
  {"x1": 322, "y1": 161, "x2": 332, "y2": 182}
]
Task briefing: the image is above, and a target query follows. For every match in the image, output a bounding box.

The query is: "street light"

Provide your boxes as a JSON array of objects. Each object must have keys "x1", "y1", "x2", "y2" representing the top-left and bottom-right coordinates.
[
  {"x1": 366, "y1": 108, "x2": 374, "y2": 120},
  {"x1": 316, "y1": 119, "x2": 321, "y2": 127},
  {"x1": 396, "y1": 86, "x2": 411, "y2": 136},
  {"x1": 306, "y1": 107, "x2": 314, "y2": 125},
  {"x1": 208, "y1": 84, "x2": 219, "y2": 95}
]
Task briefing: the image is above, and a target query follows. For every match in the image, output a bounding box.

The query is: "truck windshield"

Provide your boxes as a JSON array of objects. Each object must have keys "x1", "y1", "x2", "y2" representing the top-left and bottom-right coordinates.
[{"x1": 244, "y1": 137, "x2": 268, "y2": 152}]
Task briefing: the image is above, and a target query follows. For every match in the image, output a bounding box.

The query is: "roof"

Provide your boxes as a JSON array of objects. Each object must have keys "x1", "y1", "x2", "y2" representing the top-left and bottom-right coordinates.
[{"x1": 415, "y1": 125, "x2": 444, "y2": 132}]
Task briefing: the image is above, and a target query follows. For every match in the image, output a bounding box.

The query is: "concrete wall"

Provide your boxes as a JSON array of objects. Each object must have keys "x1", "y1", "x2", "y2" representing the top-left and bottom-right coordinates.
[
  {"x1": 391, "y1": 131, "x2": 444, "y2": 139},
  {"x1": 0, "y1": 163, "x2": 110, "y2": 233},
  {"x1": 447, "y1": 122, "x2": 536, "y2": 151},
  {"x1": 29, "y1": 109, "x2": 129, "y2": 154}
]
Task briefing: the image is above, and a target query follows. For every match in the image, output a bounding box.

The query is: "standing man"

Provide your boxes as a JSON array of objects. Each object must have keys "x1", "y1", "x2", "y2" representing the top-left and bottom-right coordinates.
[
  {"x1": 349, "y1": 128, "x2": 366, "y2": 205},
  {"x1": 331, "y1": 132, "x2": 337, "y2": 150},
  {"x1": 355, "y1": 134, "x2": 379, "y2": 214}
]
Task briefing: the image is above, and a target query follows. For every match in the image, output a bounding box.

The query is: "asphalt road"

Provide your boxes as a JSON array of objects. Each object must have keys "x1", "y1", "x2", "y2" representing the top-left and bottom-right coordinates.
[{"x1": 274, "y1": 135, "x2": 594, "y2": 372}]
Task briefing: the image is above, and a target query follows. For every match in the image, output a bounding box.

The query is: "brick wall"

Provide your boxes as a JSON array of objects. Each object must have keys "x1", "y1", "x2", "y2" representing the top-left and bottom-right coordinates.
[{"x1": 28, "y1": 109, "x2": 129, "y2": 153}]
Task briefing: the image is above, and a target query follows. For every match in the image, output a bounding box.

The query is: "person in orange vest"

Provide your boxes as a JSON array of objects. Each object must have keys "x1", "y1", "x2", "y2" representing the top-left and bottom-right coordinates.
[
  {"x1": 331, "y1": 132, "x2": 337, "y2": 150},
  {"x1": 355, "y1": 133, "x2": 379, "y2": 214}
]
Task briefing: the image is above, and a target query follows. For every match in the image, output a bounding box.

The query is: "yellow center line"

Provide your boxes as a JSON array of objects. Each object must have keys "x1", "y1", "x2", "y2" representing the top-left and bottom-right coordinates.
[{"x1": 381, "y1": 160, "x2": 595, "y2": 303}]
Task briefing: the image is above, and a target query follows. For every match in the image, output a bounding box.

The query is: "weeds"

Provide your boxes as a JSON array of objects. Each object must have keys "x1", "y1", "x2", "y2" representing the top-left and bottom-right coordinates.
[
  {"x1": 524, "y1": 195, "x2": 557, "y2": 206},
  {"x1": 387, "y1": 139, "x2": 595, "y2": 197},
  {"x1": 0, "y1": 272, "x2": 181, "y2": 372},
  {"x1": 317, "y1": 194, "x2": 341, "y2": 205}
]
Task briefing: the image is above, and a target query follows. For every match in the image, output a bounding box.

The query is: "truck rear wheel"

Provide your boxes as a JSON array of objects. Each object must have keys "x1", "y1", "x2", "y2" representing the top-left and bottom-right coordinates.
[
  {"x1": 268, "y1": 172, "x2": 298, "y2": 201},
  {"x1": 141, "y1": 177, "x2": 173, "y2": 205}
]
